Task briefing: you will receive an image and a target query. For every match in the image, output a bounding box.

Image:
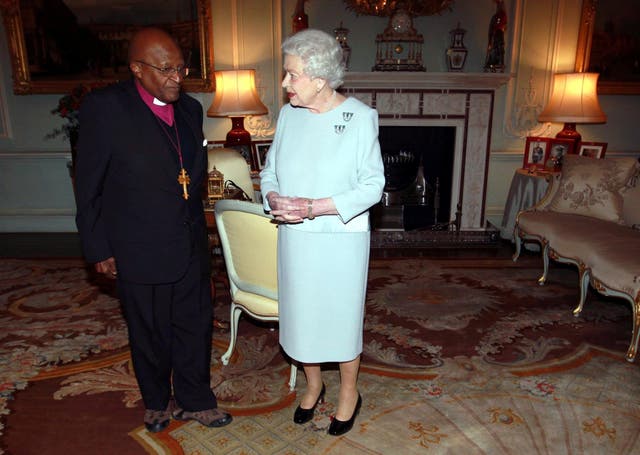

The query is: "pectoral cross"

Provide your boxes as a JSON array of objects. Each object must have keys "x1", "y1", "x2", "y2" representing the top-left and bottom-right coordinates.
[{"x1": 178, "y1": 168, "x2": 190, "y2": 200}]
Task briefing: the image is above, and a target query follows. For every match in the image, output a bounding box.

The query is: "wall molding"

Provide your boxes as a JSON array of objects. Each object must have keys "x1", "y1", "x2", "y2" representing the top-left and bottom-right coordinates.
[
  {"x1": 0, "y1": 153, "x2": 75, "y2": 232},
  {"x1": 240, "y1": 0, "x2": 282, "y2": 139},
  {"x1": 0, "y1": 214, "x2": 77, "y2": 232},
  {"x1": 503, "y1": 0, "x2": 562, "y2": 139},
  {"x1": 0, "y1": 151, "x2": 70, "y2": 159},
  {"x1": 0, "y1": 58, "x2": 10, "y2": 139}
]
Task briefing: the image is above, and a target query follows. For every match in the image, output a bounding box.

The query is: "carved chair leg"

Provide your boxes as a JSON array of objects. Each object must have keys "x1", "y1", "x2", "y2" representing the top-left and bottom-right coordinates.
[
  {"x1": 538, "y1": 241, "x2": 549, "y2": 286},
  {"x1": 221, "y1": 303, "x2": 243, "y2": 365},
  {"x1": 288, "y1": 363, "x2": 298, "y2": 392},
  {"x1": 573, "y1": 268, "x2": 590, "y2": 316},
  {"x1": 626, "y1": 300, "x2": 639, "y2": 362},
  {"x1": 512, "y1": 227, "x2": 522, "y2": 262}
]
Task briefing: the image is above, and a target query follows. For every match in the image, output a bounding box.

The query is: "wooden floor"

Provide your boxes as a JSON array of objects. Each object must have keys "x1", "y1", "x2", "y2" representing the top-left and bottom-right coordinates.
[{"x1": 1, "y1": 232, "x2": 517, "y2": 259}]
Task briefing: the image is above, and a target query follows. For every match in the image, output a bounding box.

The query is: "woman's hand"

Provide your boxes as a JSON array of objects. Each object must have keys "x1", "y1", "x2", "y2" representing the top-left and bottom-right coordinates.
[
  {"x1": 267, "y1": 193, "x2": 308, "y2": 223},
  {"x1": 266, "y1": 192, "x2": 337, "y2": 223}
]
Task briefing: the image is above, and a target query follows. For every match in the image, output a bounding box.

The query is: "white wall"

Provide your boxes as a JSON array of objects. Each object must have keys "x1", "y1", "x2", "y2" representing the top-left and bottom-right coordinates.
[{"x1": 0, "y1": 0, "x2": 638, "y2": 232}]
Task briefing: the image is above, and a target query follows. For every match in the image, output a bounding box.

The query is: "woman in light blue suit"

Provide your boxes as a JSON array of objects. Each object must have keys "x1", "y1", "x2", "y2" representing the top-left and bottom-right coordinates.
[{"x1": 260, "y1": 29, "x2": 385, "y2": 436}]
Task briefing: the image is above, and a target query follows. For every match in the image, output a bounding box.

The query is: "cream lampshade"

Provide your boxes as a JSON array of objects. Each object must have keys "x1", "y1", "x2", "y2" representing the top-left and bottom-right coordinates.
[
  {"x1": 538, "y1": 72, "x2": 607, "y2": 145},
  {"x1": 207, "y1": 69, "x2": 268, "y2": 147}
]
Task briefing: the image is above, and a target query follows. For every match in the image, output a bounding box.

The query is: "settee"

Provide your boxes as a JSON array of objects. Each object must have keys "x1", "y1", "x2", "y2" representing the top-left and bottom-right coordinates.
[{"x1": 512, "y1": 154, "x2": 640, "y2": 362}]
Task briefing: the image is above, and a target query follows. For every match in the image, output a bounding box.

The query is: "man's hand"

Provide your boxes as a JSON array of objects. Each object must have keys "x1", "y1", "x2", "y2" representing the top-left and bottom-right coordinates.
[{"x1": 95, "y1": 257, "x2": 118, "y2": 279}]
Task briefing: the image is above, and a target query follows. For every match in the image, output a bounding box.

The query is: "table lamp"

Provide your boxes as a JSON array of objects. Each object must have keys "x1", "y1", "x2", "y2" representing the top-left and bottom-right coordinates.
[
  {"x1": 207, "y1": 69, "x2": 268, "y2": 147},
  {"x1": 538, "y1": 72, "x2": 606, "y2": 146}
]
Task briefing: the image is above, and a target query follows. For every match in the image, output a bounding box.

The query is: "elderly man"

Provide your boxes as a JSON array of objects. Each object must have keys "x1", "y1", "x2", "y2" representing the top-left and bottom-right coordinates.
[{"x1": 75, "y1": 27, "x2": 231, "y2": 432}]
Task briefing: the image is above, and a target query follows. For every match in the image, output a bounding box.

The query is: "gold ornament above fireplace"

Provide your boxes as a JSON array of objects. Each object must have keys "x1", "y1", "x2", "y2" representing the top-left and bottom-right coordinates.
[
  {"x1": 344, "y1": 1, "x2": 455, "y2": 72},
  {"x1": 373, "y1": 7, "x2": 425, "y2": 71},
  {"x1": 343, "y1": 0, "x2": 455, "y2": 17}
]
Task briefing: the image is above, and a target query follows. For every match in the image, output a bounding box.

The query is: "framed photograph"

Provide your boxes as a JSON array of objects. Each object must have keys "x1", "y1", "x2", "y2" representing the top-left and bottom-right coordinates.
[
  {"x1": 0, "y1": 0, "x2": 214, "y2": 94},
  {"x1": 578, "y1": 142, "x2": 608, "y2": 159},
  {"x1": 252, "y1": 140, "x2": 273, "y2": 170},
  {"x1": 544, "y1": 138, "x2": 575, "y2": 171},
  {"x1": 523, "y1": 137, "x2": 551, "y2": 171},
  {"x1": 575, "y1": 0, "x2": 640, "y2": 94}
]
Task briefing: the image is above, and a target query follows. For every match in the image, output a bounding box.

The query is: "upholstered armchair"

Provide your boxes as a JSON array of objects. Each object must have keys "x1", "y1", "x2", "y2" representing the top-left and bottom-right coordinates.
[{"x1": 214, "y1": 199, "x2": 297, "y2": 390}]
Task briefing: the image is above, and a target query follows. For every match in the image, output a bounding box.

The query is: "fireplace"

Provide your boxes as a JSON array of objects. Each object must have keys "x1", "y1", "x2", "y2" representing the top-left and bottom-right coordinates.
[
  {"x1": 341, "y1": 72, "x2": 510, "y2": 232},
  {"x1": 374, "y1": 125, "x2": 456, "y2": 231}
]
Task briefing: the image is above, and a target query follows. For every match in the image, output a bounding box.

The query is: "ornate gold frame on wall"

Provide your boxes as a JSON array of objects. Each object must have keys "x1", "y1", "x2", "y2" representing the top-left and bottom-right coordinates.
[
  {"x1": 574, "y1": 0, "x2": 640, "y2": 95},
  {"x1": 0, "y1": 0, "x2": 214, "y2": 94}
]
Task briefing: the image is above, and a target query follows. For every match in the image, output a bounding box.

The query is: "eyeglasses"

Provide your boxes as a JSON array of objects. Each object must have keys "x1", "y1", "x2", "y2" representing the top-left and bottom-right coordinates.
[{"x1": 135, "y1": 60, "x2": 189, "y2": 78}]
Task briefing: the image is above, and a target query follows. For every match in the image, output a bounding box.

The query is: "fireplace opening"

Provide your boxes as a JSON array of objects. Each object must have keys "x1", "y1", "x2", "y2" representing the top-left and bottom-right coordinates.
[{"x1": 372, "y1": 126, "x2": 456, "y2": 231}]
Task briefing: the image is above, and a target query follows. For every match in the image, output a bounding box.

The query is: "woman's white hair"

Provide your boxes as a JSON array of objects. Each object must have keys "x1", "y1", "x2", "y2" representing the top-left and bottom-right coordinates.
[{"x1": 282, "y1": 29, "x2": 345, "y2": 89}]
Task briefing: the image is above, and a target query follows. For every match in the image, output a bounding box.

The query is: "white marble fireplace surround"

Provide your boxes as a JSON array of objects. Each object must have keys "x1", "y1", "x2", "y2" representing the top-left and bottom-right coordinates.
[{"x1": 341, "y1": 72, "x2": 510, "y2": 230}]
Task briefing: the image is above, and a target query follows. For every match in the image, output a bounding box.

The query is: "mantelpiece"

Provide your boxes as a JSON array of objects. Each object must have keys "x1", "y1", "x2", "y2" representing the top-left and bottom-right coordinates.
[
  {"x1": 341, "y1": 72, "x2": 511, "y2": 230},
  {"x1": 343, "y1": 72, "x2": 510, "y2": 90}
]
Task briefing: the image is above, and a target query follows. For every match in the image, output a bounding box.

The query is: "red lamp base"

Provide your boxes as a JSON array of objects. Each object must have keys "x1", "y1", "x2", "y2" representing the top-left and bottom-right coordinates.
[
  {"x1": 224, "y1": 116, "x2": 252, "y2": 147},
  {"x1": 556, "y1": 122, "x2": 581, "y2": 147}
]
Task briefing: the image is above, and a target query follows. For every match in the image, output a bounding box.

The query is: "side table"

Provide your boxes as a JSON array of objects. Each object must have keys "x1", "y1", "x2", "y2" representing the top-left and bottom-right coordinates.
[{"x1": 500, "y1": 168, "x2": 557, "y2": 242}]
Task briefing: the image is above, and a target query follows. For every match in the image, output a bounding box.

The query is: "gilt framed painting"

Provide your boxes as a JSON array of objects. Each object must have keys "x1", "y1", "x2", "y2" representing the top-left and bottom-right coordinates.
[{"x1": 0, "y1": 0, "x2": 214, "y2": 94}]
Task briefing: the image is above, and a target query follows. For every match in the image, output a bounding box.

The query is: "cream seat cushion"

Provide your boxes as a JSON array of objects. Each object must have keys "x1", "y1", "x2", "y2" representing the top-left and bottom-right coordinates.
[
  {"x1": 547, "y1": 155, "x2": 638, "y2": 224},
  {"x1": 518, "y1": 210, "x2": 640, "y2": 300},
  {"x1": 233, "y1": 290, "x2": 279, "y2": 317}
]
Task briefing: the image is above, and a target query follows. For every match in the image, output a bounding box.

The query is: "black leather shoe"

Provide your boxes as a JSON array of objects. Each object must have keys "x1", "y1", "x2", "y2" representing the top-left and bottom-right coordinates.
[
  {"x1": 328, "y1": 393, "x2": 362, "y2": 436},
  {"x1": 293, "y1": 383, "x2": 326, "y2": 424},
  {"x1": 144, "y1": 409, "x2": 171, "y2": 433}
]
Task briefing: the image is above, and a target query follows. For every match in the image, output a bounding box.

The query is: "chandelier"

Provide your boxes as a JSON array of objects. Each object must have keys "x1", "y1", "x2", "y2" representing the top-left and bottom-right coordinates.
[{"x1": 343, "y1": 0, "x2": 455, "y2": 16}]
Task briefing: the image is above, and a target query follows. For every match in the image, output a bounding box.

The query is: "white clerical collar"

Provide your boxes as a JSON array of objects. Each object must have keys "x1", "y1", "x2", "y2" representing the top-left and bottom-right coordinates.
[{"x1": 153, "y1": 98, "x2": 167, "y2": 106}]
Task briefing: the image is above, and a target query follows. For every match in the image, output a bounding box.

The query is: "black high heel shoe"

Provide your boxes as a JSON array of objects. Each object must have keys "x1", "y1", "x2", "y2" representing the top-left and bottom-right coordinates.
[
  {"x1": 293, "y1": 383, "x2": 326, "y2": 424},
  {"x1": 328, "y1": 393, "x2": 362, "y2": 436}
]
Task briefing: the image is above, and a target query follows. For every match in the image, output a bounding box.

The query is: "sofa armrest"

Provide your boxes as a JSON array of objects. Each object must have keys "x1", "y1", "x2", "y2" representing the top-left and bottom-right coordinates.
[
  {"x1": 514, "y1": 172, "x2": 560, "y2": 235},
  {"x1": 623, "y1": 171, "x2": 640, "y2": 225},
  {"x1": 529, "y1": 172, "x2": 561, "y2": 211}
]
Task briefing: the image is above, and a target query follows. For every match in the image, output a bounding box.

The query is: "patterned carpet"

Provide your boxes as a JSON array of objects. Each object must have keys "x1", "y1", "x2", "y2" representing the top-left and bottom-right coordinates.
[{"x1": 1, "y1": 256, "x2": 639, "y2": 454}]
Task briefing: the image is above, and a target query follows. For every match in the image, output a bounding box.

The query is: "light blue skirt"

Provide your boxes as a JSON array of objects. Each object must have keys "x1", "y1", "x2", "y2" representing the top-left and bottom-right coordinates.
[{"x1": 277, "y1": 226, "x2": 370, "y2": 363}]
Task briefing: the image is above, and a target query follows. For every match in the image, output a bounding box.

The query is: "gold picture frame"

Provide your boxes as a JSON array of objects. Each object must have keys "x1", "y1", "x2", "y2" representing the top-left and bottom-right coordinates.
[
  {"x1": 0, "y1": 0, "x2": 214, "y2": 94},
  {"x1": 575, "y1": 0, "x2": 640, "y2": 95}
]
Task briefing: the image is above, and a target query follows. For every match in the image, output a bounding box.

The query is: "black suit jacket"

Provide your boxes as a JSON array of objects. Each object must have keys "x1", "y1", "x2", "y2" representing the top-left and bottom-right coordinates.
[{"x1": 75, "y1": 79, "x2": 210, "y2": 284}]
